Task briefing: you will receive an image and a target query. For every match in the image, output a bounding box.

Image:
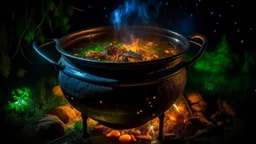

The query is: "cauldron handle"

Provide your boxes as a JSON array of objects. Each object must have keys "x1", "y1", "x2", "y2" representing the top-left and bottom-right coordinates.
[
  {"x1": 32, "y1": 40, "x2": 65, "y2": 70},
  {"x1": 185, "y1": 34, "x2": 208, "y2": 68}
]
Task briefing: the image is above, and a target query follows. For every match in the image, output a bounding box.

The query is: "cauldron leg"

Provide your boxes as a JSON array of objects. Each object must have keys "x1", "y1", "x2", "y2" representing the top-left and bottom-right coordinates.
[
  {"x1": 158, "y1": 113, "x2": 165, "y2": 142},
  {"x1": 82, "y1": 113, "x2": 90, "y2": 138}
]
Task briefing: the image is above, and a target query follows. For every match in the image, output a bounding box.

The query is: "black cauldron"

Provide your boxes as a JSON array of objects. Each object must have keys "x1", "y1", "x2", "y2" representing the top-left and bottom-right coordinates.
[{"x1": 33, "y1": 26, "x2": 207, "y2": 129}]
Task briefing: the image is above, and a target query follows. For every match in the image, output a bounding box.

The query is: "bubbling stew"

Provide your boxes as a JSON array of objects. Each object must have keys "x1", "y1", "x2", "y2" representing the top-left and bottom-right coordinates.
[{"x1": 67, "y1": 35, "x2": 179, "y2": 62}]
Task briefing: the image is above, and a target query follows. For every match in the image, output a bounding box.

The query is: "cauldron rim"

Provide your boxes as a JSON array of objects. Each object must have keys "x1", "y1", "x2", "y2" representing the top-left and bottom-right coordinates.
[{"x1": 55, "y1": 25, "x2": 190, "y2": 66}]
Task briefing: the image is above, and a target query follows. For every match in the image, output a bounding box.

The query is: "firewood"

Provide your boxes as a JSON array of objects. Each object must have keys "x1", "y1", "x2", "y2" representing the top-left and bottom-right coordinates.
[
  {"x1": 164, "y1": 132, "x2": 176, "y2": 137},
  {"x1": 184, "y1": 116, "x2": 203, "y2": 123},
  {"x1": 184, "y1": 116, "x2": 214, "y2": 126},
  {"x1": 195, "y1": 112, "x2": 204, "y2": 116},
  {"x1": 182, "y1": 95, "x2": 194, "y2": 117},
  {"x1": 136, "y1": 134, "x2": 152, "y2": 141}
]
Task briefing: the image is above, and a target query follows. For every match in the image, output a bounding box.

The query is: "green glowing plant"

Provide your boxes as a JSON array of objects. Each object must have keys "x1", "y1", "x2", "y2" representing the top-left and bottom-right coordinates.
[
  {"x1": 194, "y1": 36, "x2": 233, "y2": 91},
  {"x1": 5, "y1": 75, "x2": 69, "y2": 139},
  {"x1": 193, "y1": 36, "x2": 232, "y2": 73},
  {"x1": 8, "y1": 87, "x2": 31, "y2": 112},
  {"x1": 186, "y1": 35, "x2": 242, "y2": 94}
]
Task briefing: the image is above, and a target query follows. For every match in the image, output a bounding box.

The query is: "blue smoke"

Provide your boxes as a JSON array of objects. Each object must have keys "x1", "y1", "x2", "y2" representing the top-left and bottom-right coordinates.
[
  {"x1": 111, "y1": 0, "x2": 162, "y2": 28},
  {"x1": 168, "y1": 16, "x2": 198, "y2": 36}
]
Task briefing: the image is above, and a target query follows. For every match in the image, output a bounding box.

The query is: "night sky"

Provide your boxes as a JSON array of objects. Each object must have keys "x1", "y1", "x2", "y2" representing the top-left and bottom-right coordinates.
[{"x1": 69, "y1": 0, "x2": 254, "y2": 51}]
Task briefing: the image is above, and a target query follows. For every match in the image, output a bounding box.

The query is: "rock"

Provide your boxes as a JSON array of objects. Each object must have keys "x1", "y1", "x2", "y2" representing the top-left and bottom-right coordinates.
[
  {"x1": 119, "y1": 134, "x2": 131, "y2": 143},
  {"x1": 199, "y1": 100, "x2": 208, "y2": 108},
  {"x1": 187, "y1": 92, "x2": 203, "y2": 104},
  {"x1": 222, "y1": 101, "x2": 236, "y2": 117},
  {"x1": 70, "y1": 105, "x2": 82, "y2": 116},
  {"x1": 51, "y1": 105, "x2": 77, "y2": 123},
  {"x1": 130, "y1": 134, "x2": 137, "y2": 142},
  {"x1": 106, "y1": 130, "x2": 121, "y2": 138},
  {"x1": 195, "y1": 112, "x2": 204, "y2": 116},
  {"x1": 217, "y1": 121, "x2": 224, "y2": 126},
  {"x1": 136, "y1": 134, "x2": 152, "y2": 141},
  {"x1": 36, "y1": 114, "x2": 66, "y2": 140},
  {"x1": 52, "y1": 85, "x2": 64, "y2": 97},
  {"x1": 191, "y1": 104, "x2": 205, "y2": 112},
  {"x1": 131, "y1": 129, "x2": 141, "y2": 135}
]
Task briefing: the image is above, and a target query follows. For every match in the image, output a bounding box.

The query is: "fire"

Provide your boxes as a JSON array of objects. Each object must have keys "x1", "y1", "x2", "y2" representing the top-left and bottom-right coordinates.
[
  {"x1": 121, "y1": 35, "x2": 158, "y2": 57},
  {"x1": 87, "y1": 97, "x2": 190, "y2": 143},
  {"x1": 122, "y1": 35, "x2": 140, "y2": 52},
  {"x1": 173, "y1": 104, "x2": 180, "y2": 113}
]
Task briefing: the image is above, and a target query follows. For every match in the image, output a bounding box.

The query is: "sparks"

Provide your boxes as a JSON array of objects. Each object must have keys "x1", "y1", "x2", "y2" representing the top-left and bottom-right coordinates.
[{"x1": 173, "y1": 104, "x2": 180, "y2": 112}]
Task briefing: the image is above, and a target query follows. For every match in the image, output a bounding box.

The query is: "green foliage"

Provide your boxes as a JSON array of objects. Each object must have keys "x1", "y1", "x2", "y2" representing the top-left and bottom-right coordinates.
[
  {"x1": 242, "y1": 51, "x2": 255, "y2": 73},
  {"x1": 66, "y1": 121, "x2": 83, "y2": 135},
  {"x1": 193, "y1": 36, "x2": 233, "y2": 73},
  {"x1": 7, "y1": 87, "x2": 31, "y2": 112},
  {"x1": 18, "y1": 0, "x2": 74, "y2": 44},
  {"x1": 74, "y1": 121, "x2": 83, "y2": 130},
  {"x1": 16, "y1": 68, "x2": 28, "y2": 78},
  {"x1": 1, "y1": 0, "x2": 75, "y2": 78},
  {"x1": 5, "y1": 75, "x2": 69, "y2": 137},
  {"x1": 186, "y1": 35, "x2": 248, "y2": 95}
]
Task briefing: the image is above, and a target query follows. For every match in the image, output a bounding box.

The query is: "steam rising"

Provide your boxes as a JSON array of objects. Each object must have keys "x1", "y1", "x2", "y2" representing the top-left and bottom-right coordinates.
[{"x1": 111, "y1": 0, "x2": 162, "y2": 29}]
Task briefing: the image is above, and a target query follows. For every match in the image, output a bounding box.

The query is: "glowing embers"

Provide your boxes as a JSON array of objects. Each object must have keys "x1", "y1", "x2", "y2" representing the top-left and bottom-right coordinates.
[
  {"x1": 86, "y1": 95, "x2": 191, "y2": 143},
  {"x1": 137, "y1": 95, "x2": 157, "y2": 115}
]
